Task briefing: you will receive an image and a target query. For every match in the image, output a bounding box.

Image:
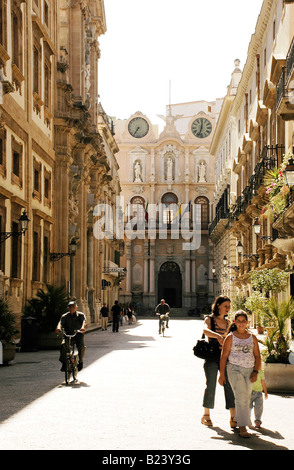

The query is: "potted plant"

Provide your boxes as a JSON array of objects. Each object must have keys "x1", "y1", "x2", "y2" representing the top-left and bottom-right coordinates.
[
  {"x1": 23, "y1": 284, "x2": 69, "y2": 350},
  {"x1": 0, "y1": 297, "x2": 18, "y2": 365},
  {"x1": 261, "y1": 298, "x2": 294, "y2": 393},
  {"x1": 244, "y1": 291, "x2": 269, "y2": 334}
]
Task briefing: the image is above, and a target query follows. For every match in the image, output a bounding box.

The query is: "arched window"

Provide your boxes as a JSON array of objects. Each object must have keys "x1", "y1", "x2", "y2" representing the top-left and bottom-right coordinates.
[
  {"x1": 161, "y1": 193, "x2": 178, "y2": 225},
  {"x1": 129, "y1": 196, "x2": 146, "y2": 225},
  {"x1": 194, "y1": 196, "x2": 209, "y2": 228}
]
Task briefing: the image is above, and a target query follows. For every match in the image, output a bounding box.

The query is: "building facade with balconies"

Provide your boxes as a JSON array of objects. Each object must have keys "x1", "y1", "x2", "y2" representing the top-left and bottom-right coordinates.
[{"x1": 210, "y1": 0, "x2": 294, "y2": 304}]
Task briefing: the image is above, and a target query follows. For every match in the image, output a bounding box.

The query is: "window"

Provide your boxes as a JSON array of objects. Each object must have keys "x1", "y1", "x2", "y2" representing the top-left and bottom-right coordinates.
[
  {"x1": 44, "y1": 1, "x2": 49, "y2": 28},
  {"x1": 194, "y1": 196, "x2": 209, "y2": 229},
  {"x1": 161, "y1": 193, "x2": 178, "y2": 225},
  {"x1": 11, "y1": 221, "x2": 20, "y2": 278},
  {"x1": 13, "y1": 151, "x2": 19, "y2": 176},
  {"x1": 33, "y1": 45, "x2": 40, "y2": 94},
  {"x1": 43, "y1": 235, "x2": 49, "y2": 282},
  {"x1": 129, "y1": 196, "x2": 145, "y2": 227},
  {"x1": 33, "y1": 158, "x2": 41, "y2": 199},
  {"x1": 0, "y1": 128, "x2": 6, "y2": 176},
  {"x1": 32, "y1": 230, "x2": 40, "y2": 281},
  {"x1": 11, "y1": 136, "x2": 23, "y2": 187},
  {"x1": 0, "y1": 1, "x2": 7, "y2": 49},
  {"x1": 11, "y1": 1, "x2": 23, "y2": 72}
]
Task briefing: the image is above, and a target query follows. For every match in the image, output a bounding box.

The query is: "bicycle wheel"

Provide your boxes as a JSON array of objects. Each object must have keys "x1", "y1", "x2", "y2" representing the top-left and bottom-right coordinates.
[{"x1": 65, "y1": 359, "x2": 71, "y2": 385}]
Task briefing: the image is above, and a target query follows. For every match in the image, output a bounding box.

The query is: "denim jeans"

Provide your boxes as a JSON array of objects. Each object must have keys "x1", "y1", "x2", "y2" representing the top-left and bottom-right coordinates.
[
  {"x1": 250, "y1": 391, "x2": 263, "y2": 424},
  {"x1": 227, "y1": 363, "x2": 253, "y2": 427},
  {"x1": 202, "y1": 358, "x2": 235, "y2": 410}
]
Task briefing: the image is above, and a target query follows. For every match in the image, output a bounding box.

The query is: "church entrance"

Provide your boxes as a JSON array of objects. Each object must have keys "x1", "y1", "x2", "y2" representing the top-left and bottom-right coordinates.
[{"x1": 157, "y1": 261, "x2": 182, "y2": 308}]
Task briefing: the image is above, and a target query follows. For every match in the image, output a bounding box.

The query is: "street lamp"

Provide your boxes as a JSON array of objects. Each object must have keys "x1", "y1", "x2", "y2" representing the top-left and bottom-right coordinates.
[
  {"x1": 253, "y1": 218, "x2": 261, "y2": 235},
  {"x1": 284, "y1": 156, "x2": 294, "y2": 187},
  {"x1": 236, "y1": 241, "x2": 243, "y2": 254},
  {"x1": 0, "y1": 210, "x2": 30, "y2": 243},
  {"x1": 50, "y1": 237, "x2": 77, "y2": 262}
]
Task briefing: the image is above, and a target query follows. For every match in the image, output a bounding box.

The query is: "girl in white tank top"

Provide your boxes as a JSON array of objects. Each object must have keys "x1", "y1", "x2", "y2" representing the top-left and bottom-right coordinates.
[{"x1": 228, "y1": 333, "x2": 255, "y2": 369}]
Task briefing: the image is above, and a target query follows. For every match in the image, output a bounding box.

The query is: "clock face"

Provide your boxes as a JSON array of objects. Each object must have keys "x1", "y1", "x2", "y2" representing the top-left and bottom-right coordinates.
[
  {"x1": 191, "y1": 118, "x2": 212, "y2": 139},
  {"x1": 128, "y1": 117, "x2": 149, "y2": 138}
]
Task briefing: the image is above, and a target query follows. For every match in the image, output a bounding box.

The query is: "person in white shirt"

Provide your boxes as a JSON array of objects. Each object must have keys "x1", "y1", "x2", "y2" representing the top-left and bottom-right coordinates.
[{"x1": 218, "y1": 310, "x2": 261, "y2": 438}]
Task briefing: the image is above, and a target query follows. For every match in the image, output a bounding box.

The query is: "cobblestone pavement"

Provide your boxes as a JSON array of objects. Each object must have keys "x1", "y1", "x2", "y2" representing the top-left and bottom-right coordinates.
[{"x1": 0, "y1": 318, "x2": 293, "y2": 451}]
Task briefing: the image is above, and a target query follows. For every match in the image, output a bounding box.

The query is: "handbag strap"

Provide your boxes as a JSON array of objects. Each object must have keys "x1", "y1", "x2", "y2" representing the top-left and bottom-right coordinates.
[{"x1": 202, "y1": 315, "x2": 216, "y2": 340}]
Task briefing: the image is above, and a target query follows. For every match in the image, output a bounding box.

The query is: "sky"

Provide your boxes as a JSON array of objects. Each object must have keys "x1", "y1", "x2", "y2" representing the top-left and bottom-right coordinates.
[{"x1": 99, "y1": 0, "x2": 264, "y2": 130}]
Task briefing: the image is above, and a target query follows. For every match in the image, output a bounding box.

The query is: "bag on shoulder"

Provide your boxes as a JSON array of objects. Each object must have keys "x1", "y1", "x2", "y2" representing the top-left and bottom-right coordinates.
[{"x1": 192, "y1": 315, "x2": 221, "y2": 360}]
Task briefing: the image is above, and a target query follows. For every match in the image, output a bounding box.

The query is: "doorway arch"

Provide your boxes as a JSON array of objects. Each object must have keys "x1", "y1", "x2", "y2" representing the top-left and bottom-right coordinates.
[{"x1": 157, "y1": 261, "x2": 182, "y2": 307}]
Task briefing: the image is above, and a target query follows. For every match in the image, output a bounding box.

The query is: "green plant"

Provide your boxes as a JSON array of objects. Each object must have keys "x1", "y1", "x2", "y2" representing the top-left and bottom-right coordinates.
[
  {"x1": 261, "y1": 298, "x2": 294, "y2": 363},
  {"x1": 231, "y1": 294, "x2": 247, "y2": 313},
  {"x1": 244, "y1": 291, "x2": 269, "y2": 327},
  {"x1": 248, "y1": 268, "x2": 288, "y2": 295},
  {"x1": 0, "y1": 297, "x2": 18, "y2": 342},
  {"x1": 23, "y1": 284, "x2": 69, "y2": 333},
  {"x1": 261, "y1": 152, "x2": 293, "y2": 221}
]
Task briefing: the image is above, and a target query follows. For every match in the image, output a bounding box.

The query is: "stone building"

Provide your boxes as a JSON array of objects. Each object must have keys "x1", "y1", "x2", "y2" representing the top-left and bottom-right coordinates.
[
  {"x1": 0, "y1": 0, "x2": 120, "y2": 329},
  {"x1": 209, "y1": 0, "x2": 294, "y2": 302},
  {"x1": 114, "y1": 99, "x2": 223, "y2": 314}
]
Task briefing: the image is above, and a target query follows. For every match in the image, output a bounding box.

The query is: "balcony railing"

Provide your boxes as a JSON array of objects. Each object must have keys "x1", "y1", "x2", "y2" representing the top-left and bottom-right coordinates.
[
  {"x1": 286, "y1": 37, "x2": 294, "y2": 85},
  {"x1": 230, "y1": 145, "x2": 284, "y2": 219}
]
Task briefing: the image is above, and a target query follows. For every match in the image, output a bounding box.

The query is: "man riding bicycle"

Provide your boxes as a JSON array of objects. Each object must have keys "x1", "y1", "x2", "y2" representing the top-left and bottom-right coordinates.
[
  {"x1": 56, "y1": 300, "x2": 86, "y2": 372},
  {"x1": 155, "y1": 299, "x2": 170, "y2": 334}
]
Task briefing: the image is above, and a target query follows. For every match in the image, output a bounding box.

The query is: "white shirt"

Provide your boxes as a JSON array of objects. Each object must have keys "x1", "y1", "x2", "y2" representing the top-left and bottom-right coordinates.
[{"x1": 228, "y1": 333, "x2": 255, "y2": 369}]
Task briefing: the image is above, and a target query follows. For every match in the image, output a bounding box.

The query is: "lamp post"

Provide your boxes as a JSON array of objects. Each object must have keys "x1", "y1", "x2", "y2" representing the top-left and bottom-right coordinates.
[
  {"x1": 50, "y1": 238, "x2": 77, "y2": 262},
  {"x1": 0, "y1": 210, "x2": 30, "y2": 243}
]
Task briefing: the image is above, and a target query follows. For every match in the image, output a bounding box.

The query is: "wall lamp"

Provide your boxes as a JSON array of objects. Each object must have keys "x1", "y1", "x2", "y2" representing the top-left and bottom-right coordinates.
[
  {"x1": 223, "y1": 256, "x2": 240, "y2": 271},
  {"x1": 0, "y1": 210, "x2": 30, "y2": 244},
  {"x1": 50, "y1": 238, "x2": 77, "y2": 262},
  {"x1": 204, "y1": 266, "x2": 218, "y2": 283},
  {"x1": 284, "y1": 156, "x2": 294, "y2": 187}
]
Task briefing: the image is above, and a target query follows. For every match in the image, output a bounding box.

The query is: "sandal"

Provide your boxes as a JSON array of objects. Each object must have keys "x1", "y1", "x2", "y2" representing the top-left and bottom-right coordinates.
[
  {"x1": 201, "y1": 415, "x2": 213, "y2": 426},
  {"x1": 230, "y1": 417, "x2": 238, "y2": 428},
  {"x1": 239, "y1": 427, "x2": 251, "y2": 438}
]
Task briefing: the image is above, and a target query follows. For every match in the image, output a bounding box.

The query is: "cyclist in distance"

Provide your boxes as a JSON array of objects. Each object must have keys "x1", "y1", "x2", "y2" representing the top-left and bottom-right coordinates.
[
  {"x1": 56, "y1": 300, "x2": 86, "y2": 372},
  {"x1": 155, "y1": 299, "x2": 171, "y2": 334}
]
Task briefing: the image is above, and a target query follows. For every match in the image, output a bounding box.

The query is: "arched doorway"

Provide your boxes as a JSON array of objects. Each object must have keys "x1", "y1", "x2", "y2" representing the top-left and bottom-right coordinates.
[{"x1": 158, "y1": 261, "x2": 182, "y2": 307}]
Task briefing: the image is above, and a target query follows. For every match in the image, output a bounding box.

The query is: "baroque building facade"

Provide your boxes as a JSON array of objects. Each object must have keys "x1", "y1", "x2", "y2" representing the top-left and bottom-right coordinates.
[
  {"x1": 0, "y1": 0, "x2": 120, "y2": 330},
  {"x1": 113, "y1": 99, "x2": 222, "y2": 314},
  {"x1": 209, "y1": 0, "x2": 294, "y2": 308}
]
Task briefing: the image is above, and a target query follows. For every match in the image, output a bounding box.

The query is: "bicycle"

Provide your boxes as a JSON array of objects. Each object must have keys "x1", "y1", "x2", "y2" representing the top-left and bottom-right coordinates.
[
  {"x1": 62, "y1": 329, "x2": 80, "y2": 385},
  {"x1": 159, "y1": 314, "x2": 169, "y2": 337}
]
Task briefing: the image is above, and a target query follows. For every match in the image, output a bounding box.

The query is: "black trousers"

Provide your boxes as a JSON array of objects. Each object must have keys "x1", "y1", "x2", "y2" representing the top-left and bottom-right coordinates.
[
  {"x1": 112, "y1": 315, "x2": 120, "y2": 332},
  {"x1": 59, "y1": 333, "x2": 86, "y2": 364}
]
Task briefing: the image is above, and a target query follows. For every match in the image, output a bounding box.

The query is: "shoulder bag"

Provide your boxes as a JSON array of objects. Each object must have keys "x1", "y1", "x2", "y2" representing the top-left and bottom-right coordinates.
[{"x1": 192, "y1": 315, "x2": 221, "y2": 360}]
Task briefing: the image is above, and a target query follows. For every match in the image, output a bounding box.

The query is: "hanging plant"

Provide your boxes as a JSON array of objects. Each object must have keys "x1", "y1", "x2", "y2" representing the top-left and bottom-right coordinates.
[{"x1": 261, "y1": 153, "x2": 292, "y2": 221}]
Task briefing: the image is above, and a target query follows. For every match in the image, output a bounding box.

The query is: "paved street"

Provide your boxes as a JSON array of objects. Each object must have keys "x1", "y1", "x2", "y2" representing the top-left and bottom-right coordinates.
[{"x1": 0, "y1": 318, "x2": 293, "y2": 451}]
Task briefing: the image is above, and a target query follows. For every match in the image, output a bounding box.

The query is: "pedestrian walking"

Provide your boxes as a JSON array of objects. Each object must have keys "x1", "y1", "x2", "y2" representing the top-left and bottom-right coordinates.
[
  {"x1": 111, "y1": 300, "x2": 122, "y2": 332},
  {"x1": 250, "y1": 369, "x2": 268, "y2": 428},
  {"x1": 218, "y1": 310, "x2": 262, "y2": 438},
  {"x1": 201, "y1": 295, "x2": 236, "y2": 428},
  {"x1": 100, "y1": 303, "x2": 109, "y2": 331}
]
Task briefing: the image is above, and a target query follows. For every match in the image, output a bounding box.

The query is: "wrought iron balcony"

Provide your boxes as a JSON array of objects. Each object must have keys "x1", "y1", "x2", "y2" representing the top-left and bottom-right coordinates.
[{"x1": 276, "y1": 66, "x2": 294, "y2": 119}]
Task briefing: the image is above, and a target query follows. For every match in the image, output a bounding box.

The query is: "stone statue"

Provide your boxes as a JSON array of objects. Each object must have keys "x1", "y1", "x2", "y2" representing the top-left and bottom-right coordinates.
[
  {"x1": 166, "y1": 156, "x2": 173, "y2": 181},
  {"x1": 198, "y1": 161, "x2": 206, "y2": 182},
  {"x1": 134, "y1": 161, "x2": 142, "y2": 182}
]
